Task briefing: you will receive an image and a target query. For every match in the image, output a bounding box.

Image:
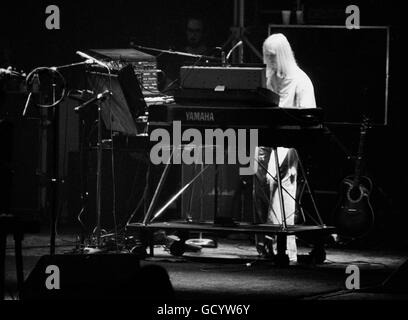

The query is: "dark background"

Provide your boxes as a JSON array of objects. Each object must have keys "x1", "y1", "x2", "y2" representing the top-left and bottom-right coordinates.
[{"x1": 1, "y1": 0, "x2": 406, "y2": 243}]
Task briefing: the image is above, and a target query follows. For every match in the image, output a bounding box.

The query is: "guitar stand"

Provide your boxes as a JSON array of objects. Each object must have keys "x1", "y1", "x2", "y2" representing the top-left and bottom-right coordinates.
[{"x1": 126, "y1": 146, "x2": 335, "y2": 266}]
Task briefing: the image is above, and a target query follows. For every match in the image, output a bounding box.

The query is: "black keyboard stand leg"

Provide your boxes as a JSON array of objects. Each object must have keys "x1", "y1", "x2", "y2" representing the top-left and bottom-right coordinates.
[
  {"x1": 139, "y1": 229, "x2": 155, "y2": 257},
  {"x1": 0, "y1": 234, "x2": 6, "y2": 300},
  {"x1": 13, "y1": 232, "x2": 24, "y2": 296},
  {"x1": 309, "y1": 235, "x2": 327, "y2": 264},
  {"x1": 148, "y1": 231, "x2": 155, "y2": 257},
  {"x1": 276, "y1": 234, "x2": 289, "y2": 267}
]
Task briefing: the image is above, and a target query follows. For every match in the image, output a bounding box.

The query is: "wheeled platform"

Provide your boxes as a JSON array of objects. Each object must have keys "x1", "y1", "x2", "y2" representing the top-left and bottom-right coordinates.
[{"x1": 127, "y1": 221, "x2": 336, "y2": 266}]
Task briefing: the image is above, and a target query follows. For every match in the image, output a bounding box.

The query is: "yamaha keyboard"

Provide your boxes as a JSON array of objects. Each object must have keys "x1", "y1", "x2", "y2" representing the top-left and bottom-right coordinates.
[
  {"x1": 149, "y1": 104, "x2": 323, "y2": 128},
  {"x1": 148, "y1": 104, "x2": 326, "y2": 148}
]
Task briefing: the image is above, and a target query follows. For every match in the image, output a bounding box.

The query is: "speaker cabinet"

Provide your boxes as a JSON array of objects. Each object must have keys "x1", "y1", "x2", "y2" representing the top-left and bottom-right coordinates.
[
  {"x1": 181, "y1": 164, "x2": 252, "y2": 223},
  {"x1": 67, "y1": 149, "x2": 148, "y2": 230},
  {"x1": 21, "y1": 254, "x2": 173, "y2": 300},
  {"x1": 8, "y1": 117, "x2": 41, "y2": 213}
]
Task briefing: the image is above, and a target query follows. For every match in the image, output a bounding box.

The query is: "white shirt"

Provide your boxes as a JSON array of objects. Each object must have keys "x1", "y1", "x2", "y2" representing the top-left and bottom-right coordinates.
[
  {"x1": 267, "y1": 66, "x2": 316, "y2": 109},
  {"x1": 264, "y1": 66, "x2": 316, "y2": 184}
]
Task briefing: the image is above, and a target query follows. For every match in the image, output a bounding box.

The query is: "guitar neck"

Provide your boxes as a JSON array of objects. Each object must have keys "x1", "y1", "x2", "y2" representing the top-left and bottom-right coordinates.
[{"x1": 353, "y1": 126, "x2": 367, "y2": 186}]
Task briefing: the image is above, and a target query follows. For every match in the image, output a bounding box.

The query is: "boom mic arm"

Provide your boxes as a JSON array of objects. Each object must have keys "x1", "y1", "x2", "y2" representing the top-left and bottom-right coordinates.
[
  {"x1": 76, "y1": 51, "x2": 110, "y2": 70},
  {"x1": 74, "y1": 90, "x2": 112, "y2": 113},
  {"x1": 226, "y1": 41, "x2": 243, "y2": 62}
]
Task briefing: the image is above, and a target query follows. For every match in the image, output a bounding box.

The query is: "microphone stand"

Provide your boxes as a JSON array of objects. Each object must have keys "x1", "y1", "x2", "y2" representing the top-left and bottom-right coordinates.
[
  {"x1": 23, "y1": 61, "x2": 91, "y2": 256},
  {"x1": 50, "y1": 72, "x2": 58, "y2": 255},
  {"x1": 76, "y1": 51, "x2": 114, "y2": 251},
  {"x1": 92, "y1": 92, "x2": 111, "y2": 249},
  {"x1": 50, "y1": 62, "x2": 93, "y2": 255},
  {"x1": 70, "y1": 90, "x2": 112, "y2": 251},
  {"x1": 130, "y1": 43, "x2": 221, "y2": 62},
  {"x1": 23, "y1": 61, "x2": 89, "y2": 117},
  {"x1": 95, "y1": 99, "x2": 103, "y2": 248},
  {"x1": 51, "y1": 61, "x2": 92, "y2": 71}
]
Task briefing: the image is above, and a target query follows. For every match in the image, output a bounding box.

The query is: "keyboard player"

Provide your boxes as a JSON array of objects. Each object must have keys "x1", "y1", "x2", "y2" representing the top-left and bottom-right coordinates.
[{"x1": 255, "y1": 33, "x2": 317, "y2": 263}]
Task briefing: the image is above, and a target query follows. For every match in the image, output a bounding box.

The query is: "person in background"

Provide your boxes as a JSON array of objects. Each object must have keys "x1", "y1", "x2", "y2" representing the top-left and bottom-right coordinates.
[
  {"x1": 255, "y1": 33, "x2": 316, "y2": 263},
  {"x1": 159, "y1": 16, "x2": 210, "y2": 94},
  {"x1": 183, "y1": 16, "x2": 209, "y2": 56}
]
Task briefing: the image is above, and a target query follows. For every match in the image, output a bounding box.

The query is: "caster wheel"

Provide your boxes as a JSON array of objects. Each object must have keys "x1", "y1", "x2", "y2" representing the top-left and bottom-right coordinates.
[
  {"x1": 130, "y1": 246, "x2": 148, "y2": 259},
  {"x1": 275, "y1": 254, "x2": 290, "y2": 267},
  {"x1": 169, "y1": 241, "x2": 186, "y2": 257},
  {"x1": 310, "y1": 248, "x2": 326, "y2": 264}
]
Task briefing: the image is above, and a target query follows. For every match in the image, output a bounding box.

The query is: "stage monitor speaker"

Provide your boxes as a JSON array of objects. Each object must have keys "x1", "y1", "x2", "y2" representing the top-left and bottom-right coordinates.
[{"x1": 20, "y1": 254, "x2": 174, "y2": 300}]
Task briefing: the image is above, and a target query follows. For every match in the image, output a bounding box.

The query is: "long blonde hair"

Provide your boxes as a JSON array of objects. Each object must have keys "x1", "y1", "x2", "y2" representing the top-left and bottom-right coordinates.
[{"x1": 263, "y1": 33, "x2": 298, "y2": 79}]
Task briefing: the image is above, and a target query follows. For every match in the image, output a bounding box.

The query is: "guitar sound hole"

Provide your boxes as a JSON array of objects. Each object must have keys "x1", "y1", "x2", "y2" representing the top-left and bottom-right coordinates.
[{"x1": 349, "y1": 187, "x2": 361, "y2": 202}]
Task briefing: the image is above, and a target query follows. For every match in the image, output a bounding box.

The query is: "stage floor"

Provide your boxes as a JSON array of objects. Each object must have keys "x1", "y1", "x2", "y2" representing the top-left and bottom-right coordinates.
[{"x1": 4, "y1": 229, "x2": 408, "y2": 300}]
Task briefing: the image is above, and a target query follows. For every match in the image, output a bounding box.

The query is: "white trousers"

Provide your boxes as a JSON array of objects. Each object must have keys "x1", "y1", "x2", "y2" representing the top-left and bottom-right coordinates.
[{"x1": 256, "y1": 147, "x2": 298, "y2": 262}]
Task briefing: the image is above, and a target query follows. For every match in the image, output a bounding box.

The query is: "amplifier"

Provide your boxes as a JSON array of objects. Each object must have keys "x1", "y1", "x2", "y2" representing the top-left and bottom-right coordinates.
[{"x1": 180, "y1": 66, "x2": 266, "y2": 90}]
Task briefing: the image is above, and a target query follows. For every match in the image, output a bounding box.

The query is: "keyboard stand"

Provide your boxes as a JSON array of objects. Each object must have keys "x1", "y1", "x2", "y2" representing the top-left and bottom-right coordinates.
[
  {"x1": 253, "y1": 147, "x2": 329, "y2": 265},
  {"x1": 127, "y1": 145, "x2": 335, "y2": 266},
  {"x1": 141, "y1": 145, "x2": 217, "y2": 226}
]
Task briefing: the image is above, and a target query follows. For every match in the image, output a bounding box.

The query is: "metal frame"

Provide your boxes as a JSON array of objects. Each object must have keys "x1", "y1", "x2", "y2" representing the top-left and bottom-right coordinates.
[
  {"x1": 127, "y1": 143, "x2": 333, "y2": 265},
  {"x1": 223, "y1": 0, "x2": 263, "y2": 64}
]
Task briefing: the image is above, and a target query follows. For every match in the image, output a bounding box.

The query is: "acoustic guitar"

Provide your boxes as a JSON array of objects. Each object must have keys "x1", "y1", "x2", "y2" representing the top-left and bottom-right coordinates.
[{"x1": 334, "y1": 118, "x2": 374, "y2": 238}]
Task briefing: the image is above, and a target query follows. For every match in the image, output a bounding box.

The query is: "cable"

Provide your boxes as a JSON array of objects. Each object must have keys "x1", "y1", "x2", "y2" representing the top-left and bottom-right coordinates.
[
  {"x1": 76, "y1": 118, "x2": 99, "y2": 237},
  {"x1": 76, "y1": 116, "x2": 92, "y2": 233},
  {"x1": 125, "y1": 162, "x2": 151, "y2": 226},
  {"x1": 123, "y1": 163, "x2": 145, "y2": 216},
  {"x1": 303, "y1": 279, "x2": 391, "y2": 300},
  {"x1": 324, "y1": 259, "x2": 391, "y2": 269},
  {"x1": 110, "y1": 111, "x2": 119, "y2": 252},
  {"x1": 105, "y1": 62, "x2": 120, "y2": 251}
]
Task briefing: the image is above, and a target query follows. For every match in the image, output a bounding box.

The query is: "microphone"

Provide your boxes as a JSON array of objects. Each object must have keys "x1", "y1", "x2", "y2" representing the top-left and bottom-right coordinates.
[
  {"x1": 226, "y1": 41, "x2": 243, "y2": 62},
  {"x1": 96, "y1": 90, "x2": 112, "y2": 100},
  {"x1": 213, "y1": 47, "x2": 227, "y2": 66},
  {"x1": 76, "y1": 51, "x2": 109, "y2": 70},
  {"x1": 74, "y1": 90, "x2": 112, "y2": 113},
  {"x1": 23, "y1": 93, "x2": 33, "y2": 116},
  {"x1": 23, "y1": 73, "x2": 41, "y2": 116}
]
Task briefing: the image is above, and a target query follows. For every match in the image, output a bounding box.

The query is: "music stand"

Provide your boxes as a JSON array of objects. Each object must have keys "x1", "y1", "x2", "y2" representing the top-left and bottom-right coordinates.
[
  {"x1": 87, "y1": 64, "x2": 147, "y2": 136},
  {"x1": 86, "y1": 64, "x2": 147, "y2": 248}
]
